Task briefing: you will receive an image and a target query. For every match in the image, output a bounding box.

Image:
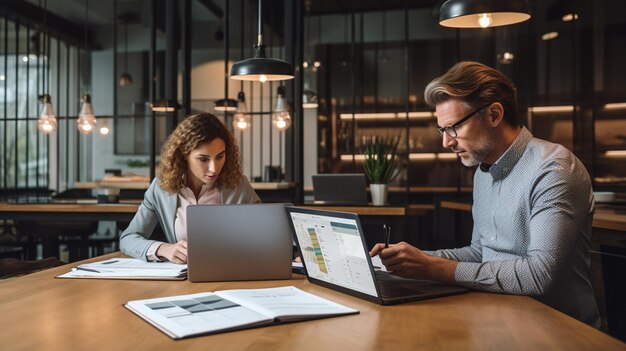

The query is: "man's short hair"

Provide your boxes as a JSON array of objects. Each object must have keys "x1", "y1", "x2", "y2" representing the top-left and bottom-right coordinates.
[{"x1": 424, "y1": 61, "x2": 519, "y2": 127}]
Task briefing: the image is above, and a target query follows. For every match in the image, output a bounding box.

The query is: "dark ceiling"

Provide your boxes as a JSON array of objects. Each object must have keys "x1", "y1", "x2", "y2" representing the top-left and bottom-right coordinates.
[{"x1": 309, "y1": 0, "x2": 441, "y2": 15}]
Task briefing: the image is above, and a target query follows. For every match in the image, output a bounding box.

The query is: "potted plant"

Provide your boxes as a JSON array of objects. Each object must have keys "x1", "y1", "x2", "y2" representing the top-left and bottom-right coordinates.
[{"x1": 362, "y1": 135, "x2": 401, "y2": 206}]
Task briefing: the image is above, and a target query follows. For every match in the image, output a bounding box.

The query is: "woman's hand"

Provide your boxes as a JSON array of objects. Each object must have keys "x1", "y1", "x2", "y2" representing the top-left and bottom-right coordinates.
[{"x1": 156, "y1": 240, "x2": 188, "y2": 263}]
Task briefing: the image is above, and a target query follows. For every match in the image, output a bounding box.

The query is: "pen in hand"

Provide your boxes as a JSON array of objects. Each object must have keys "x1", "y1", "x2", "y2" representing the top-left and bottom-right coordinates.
[{"x1": 383, "y1": 225, "x2": 391, "y2": 249}]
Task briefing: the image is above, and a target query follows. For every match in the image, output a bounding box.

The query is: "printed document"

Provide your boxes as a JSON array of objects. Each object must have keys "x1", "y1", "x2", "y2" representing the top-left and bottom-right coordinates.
[
  {"x1": 57, "y1": 258, "x2": 187, "y2": 280},
  {"x1": 125, "y1": 286, "x2": 358, "y2": 339}
]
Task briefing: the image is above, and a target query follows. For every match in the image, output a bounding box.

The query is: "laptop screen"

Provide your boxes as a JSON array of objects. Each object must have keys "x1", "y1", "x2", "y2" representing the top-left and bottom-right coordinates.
[{"x1": 289, "y1": 210, "x2": 378, "y2": 298}]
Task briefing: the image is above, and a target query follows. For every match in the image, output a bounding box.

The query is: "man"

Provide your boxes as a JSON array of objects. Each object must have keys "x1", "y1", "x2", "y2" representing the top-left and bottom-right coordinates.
[{"x1": 370, "y1": 61, "x2": 600, "y2": 327}]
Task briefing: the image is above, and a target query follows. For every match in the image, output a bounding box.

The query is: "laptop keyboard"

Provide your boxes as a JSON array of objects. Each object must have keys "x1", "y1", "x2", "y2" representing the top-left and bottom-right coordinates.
[
  {"x1": 377, "y1": 282, "x2": 424, "y2": 298},
  {"x1": 375, "y1": 272, "x2": 441, "y2": 298}
]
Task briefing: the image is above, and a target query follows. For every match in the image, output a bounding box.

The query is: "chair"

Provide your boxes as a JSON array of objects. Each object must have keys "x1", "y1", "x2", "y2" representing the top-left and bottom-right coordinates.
[
  {"x1": 0, "y1": 246, "x2": 24, "y2": 259},
  {"x1": 14, "y1": 188, "x2": 99, "y2": 262},
  {"x1": 0, "y1": 257, "x2": 64, "y2": 279}
]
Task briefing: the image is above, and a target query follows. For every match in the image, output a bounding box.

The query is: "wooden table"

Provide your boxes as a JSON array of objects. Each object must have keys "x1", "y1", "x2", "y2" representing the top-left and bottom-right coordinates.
[
  {"x1": 439, "y1": 200, "x2": 626, "y2": 232},
  {"x1": 0, "y1": 202, "x2": 140, "y2": 260},
  {"x1": 0, "y1": 253, "x2": 622, "y2": 350},
  {"x1": 0, "y1": 202, "x2": 139, "y2": 222},
  {"x1": 300, "y1": 204, "x2": 408, "y2": 216}
]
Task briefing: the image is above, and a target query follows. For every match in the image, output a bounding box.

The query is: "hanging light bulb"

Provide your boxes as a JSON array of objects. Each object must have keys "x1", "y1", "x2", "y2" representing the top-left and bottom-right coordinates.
[
  {"x1": 77, "y1": 94, "x2": 97, "y2": 134},
  {"x1": 497, "y1": 51, "x2": 515, "y2": 64},
  {"x1": 232, "y1": 91, "x2": 251, "y2": 131},
  {"x1": 478, "y1": 13, "x2": 493, "y2": 28},
  {"x1": 37, "y1": 94, "x2": 57, "y2": 134},
  {"x1": 272, "y1": 86, "x2": 291, "y2": 131},
  {"x1": 99, "y1": 118, "x2": 111, "y2": 135}
]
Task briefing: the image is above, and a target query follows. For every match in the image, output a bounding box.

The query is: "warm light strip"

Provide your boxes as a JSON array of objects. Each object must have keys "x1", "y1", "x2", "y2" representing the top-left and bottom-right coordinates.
[
  {"x1": 409, "y1": 153, "x2": 437, "y2": 160},
  {"x1": 437, "y1": 153, "x2": 458, "y2": 159},
  {"x1": 603, "y1": 103, "x2": 626, "y2": 110},
  {"x1": 339, "y1": 112, "x2": 434, "y2": 120},
  {"x1": 339, "y1": 113, "x2": 396, "y2": 120},
  {"x1": 151, "y1": 106, "x2": 177, "y2": 112},
  {"x1": 605, "y1": 150, "x2": 626, "y2": 158},
  {"x1": 407, "y1": 112, "x2": 435, "y2": 118},
  {"x1": 340, "y1": 154, "x2": 366, "y2": 161},
  {"x1": 409, "y1": 153, "x2": 457, "y2": 160},
  {"x1": 528, "y1": 105, "x2": 575, "y2": 113}
]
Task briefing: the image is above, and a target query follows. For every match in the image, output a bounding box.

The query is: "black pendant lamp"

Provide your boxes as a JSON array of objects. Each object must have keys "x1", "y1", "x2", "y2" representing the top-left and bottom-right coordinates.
[
  {"x1": 214, "y1": 98, "x2": 238, "y2": 112},
  {"x1": 230, "y1": 0, "x2": 293, "y2": 82},
  {"x1": 151, "y1": 100, "x2": 181, "y2": 113},
  {"x1": 439, "y1": 0, "x2": 531, "y2": 28}
]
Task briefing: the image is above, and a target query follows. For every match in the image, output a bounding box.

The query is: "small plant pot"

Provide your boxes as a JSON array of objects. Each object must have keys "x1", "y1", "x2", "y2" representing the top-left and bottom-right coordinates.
[{"x1": 370, "y1": 184, "x2": 388, "y2": 206}]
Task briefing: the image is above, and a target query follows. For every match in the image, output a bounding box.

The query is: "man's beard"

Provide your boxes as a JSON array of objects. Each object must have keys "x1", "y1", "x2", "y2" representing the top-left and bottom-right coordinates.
[{"x1": 455, "y1": 134, "x2": 495, "y2": 167}]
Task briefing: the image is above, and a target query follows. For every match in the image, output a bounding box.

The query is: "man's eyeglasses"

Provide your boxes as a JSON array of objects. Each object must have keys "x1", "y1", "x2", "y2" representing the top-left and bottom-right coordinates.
[{"x1": 437, "y1": 102, "x2": 492, "y2": 138}]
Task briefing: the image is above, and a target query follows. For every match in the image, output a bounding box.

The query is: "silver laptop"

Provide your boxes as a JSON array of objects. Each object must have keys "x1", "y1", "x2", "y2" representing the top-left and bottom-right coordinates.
[
  {"x1": 286, "y1": 207, "x2": 467, "y2": 305},
  {"x1": 312, "y1": 173, "x2": 368, "y2": 204},
  {"x1": 186, "y1": 203, "x2": 293, "y2": 282}
]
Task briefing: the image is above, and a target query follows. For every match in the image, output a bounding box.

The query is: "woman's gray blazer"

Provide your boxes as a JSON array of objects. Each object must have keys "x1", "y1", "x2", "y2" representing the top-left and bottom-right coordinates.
[{"x1": 119, "y1": 176, "x2": 261, "y2": 260}]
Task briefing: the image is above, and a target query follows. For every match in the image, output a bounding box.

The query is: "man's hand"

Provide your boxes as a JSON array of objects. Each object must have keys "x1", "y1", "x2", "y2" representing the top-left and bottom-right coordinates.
[
  {"x1": 156, "y1": 240, "x2": 188, "y2": 263},
  {"x1": 370, "y1": 241, "x2": 457, "y2": 283}
]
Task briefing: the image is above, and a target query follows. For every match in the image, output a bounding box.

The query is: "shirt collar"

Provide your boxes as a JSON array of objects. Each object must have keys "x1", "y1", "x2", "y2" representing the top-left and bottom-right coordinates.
[
  {"x1": 181, "y1": 174, "x2": 216, "y2": 195},
  {"x1": 482, "y1": 126, "x2": 533, "y2": 180}
]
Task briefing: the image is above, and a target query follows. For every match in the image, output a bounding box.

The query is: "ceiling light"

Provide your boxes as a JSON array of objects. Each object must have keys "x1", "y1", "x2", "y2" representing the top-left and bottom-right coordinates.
[
  {"x1": 214, "y1": 98, "x2": 238, "y2": 112},
  {"x1": 562, "y1": 13, "x2": 578, "y2": 22},
  {"x1": 541, "y1": 32, "x2": 559, "y2": 41},
  {"x1": 151, "y1": 100, "x2": 181, "y2": 113},
  {"x1": 439, "y1": 0, "x2": 531, "y2": 28},
  {"x1": 230, "y1": 0, "x2": 294, "y2": 82}
]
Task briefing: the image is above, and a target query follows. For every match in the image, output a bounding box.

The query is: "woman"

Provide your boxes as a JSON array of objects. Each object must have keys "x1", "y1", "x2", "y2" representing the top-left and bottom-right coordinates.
[{"x1": 119, "y1": 113, "x2": 260, "y2": 262}]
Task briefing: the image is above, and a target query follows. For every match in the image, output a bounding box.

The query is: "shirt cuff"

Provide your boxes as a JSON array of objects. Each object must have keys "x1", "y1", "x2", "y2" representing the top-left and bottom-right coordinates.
[
  {"x1": 146, "y1": 242, "x2": 164, "y2": 261},
  {"x1": 454, "y1": 261, "x2": 490, "y2": 290}
]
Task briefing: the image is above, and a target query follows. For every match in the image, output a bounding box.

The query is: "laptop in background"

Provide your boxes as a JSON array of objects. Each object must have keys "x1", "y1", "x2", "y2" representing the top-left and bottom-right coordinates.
[
  {"x1": 186, "y1": 203, "x2": 293, "y2": 282},
  {"x1": 312, "y1": 173, "x2": 368, "y2": 205},
  {"x1": 286, "y1": 206, "x2": 467, "y2": 305}
]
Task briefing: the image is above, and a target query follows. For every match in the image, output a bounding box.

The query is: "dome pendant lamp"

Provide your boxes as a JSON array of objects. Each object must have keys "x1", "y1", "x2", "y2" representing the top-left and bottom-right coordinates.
[
  {"x1": 439, "y1": 0, "x2": 531, "y2": 28},
  {"x1": 230, "y1": 0, "x2": 294, "y2": 82}
]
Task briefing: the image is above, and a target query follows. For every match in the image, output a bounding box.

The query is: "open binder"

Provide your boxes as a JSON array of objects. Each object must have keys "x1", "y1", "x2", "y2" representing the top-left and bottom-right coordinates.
[{"x1": 125, "y1": 286, "x2": 358, "y2": 339}]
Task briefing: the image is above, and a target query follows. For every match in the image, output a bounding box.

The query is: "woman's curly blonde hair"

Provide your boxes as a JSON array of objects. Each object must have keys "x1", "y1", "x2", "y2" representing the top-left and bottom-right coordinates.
[{"x1": 157, "y1": 113, "x2": 242, "y2": 194}]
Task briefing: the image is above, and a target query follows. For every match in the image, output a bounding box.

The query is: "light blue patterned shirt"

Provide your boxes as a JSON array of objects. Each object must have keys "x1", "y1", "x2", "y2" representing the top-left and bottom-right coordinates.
[{"x1": 430, "y1": 127, "x2": 600, "y2": 327}]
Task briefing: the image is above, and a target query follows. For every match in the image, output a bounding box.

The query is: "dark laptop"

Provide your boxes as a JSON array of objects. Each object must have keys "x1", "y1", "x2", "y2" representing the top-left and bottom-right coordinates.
[
  {"x1": 186, "y1": 203, "x2": 293, "y2": 282},
  {"x1": 311, "y1": 173, "x2": 368, "y2": 205},
  {"x1": 286, "y1": 206, "x2": 467, "y2": 305}
]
